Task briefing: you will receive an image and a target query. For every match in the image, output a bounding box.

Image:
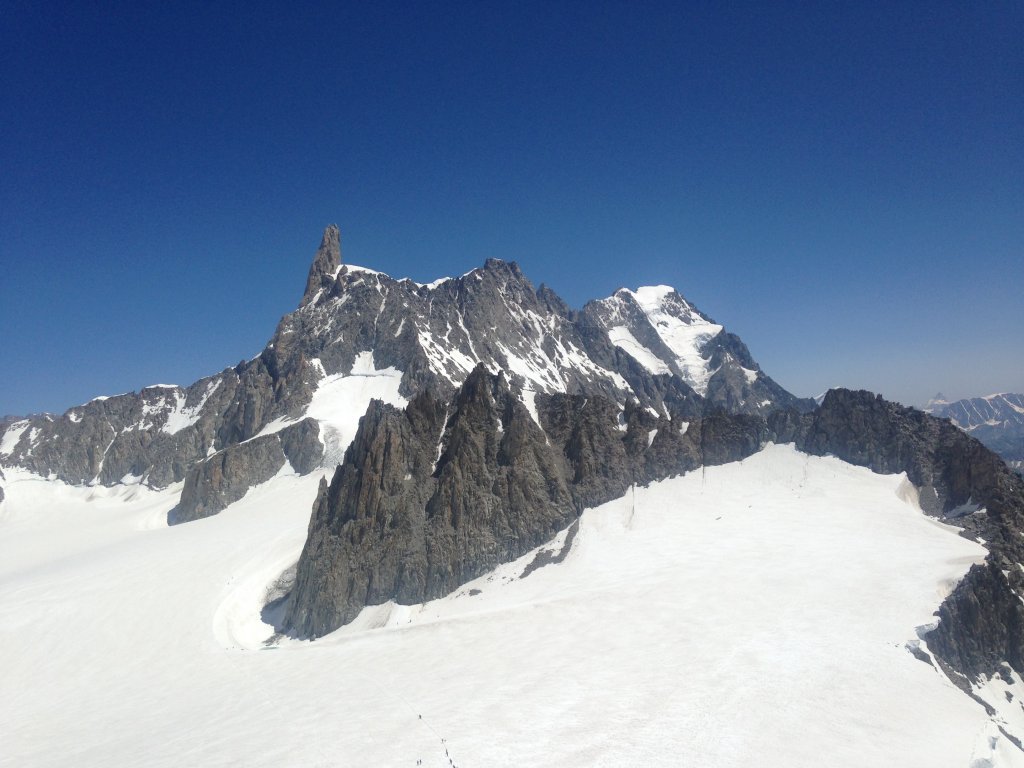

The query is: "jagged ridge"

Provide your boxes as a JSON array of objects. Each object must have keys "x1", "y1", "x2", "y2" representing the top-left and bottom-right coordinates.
[
  {"x1": 282, "y1": 364, "x2": 771, "y2": 638},
  {"x1": 0, "y1": 226, "x2": 808, "y2": 522}
]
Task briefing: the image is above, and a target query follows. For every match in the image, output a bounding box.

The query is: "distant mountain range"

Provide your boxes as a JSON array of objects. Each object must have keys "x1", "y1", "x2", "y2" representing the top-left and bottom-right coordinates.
[{"x1": 926, "y1": 393, "x2": 1024, "y2": 473}]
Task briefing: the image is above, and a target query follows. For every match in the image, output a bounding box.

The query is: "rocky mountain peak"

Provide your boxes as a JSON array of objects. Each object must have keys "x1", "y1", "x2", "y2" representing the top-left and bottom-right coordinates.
[
  {"x1": 0, "y1": 224, "x2": 811, "y2": 500},
  {"x1": 302, "y1": 224, "x2": 342, "y2": 306},
  {"x1": 924, "y1": 392, "x2": 1024, "y2": 473}
]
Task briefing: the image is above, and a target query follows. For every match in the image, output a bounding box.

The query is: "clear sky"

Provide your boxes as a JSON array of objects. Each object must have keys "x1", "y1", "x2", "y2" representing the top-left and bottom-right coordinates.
[{"x1": 1, "y1": 1, "x2": 1021, "y2": 416}]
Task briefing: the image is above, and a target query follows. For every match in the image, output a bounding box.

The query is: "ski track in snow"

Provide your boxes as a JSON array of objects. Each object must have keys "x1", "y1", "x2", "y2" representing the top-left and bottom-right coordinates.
[{"x1": 1, "y1": 445, "x2": 1021, "y2": 767}]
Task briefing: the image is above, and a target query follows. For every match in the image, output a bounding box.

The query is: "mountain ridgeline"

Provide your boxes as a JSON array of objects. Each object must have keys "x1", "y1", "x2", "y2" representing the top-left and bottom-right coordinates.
[
  {"x1": 2, "y1": 225, "x2": 1024, "y2": 700},
  {"x1": 0, "y1": 225, "x2": 807, "y2": 519},
  {"x1": 926, "y1": 393, "x2": 1024, "y2": 475}
]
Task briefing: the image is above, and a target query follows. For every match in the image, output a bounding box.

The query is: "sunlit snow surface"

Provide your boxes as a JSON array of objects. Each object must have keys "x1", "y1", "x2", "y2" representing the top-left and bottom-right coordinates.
[
  {"x1": 254, "y1": 350, "x2": 406, "y2": 466},
  {"x1": 600, "y1": 285, "x2": 724, "y2": 396},
  {"x1": 2, "y1": 445, "x2": 1021, "y2": 767},
  {"x1": 628, "y1": 285, "x2": 723, "y2": 395},
  {"x1": 606, "y1": 326, "x2": 671, "y2": 376},
  {"x1": 0, "y1": 421, "x2": 28, "y2": 456}
]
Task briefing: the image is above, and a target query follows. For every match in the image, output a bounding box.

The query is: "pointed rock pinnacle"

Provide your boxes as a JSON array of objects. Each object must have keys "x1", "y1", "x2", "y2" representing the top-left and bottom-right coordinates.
[{"x1": 302, "y1": 224, "x2": 342, "y2": 305}]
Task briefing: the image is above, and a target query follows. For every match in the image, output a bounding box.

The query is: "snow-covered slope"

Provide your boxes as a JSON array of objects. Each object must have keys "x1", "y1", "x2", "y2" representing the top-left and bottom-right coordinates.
[
  {"x1": 2, "y1": 445, "x2": 1019, "y2": 767},
  {"x1": 253, "y1": 350, "x2": 407, "y2": 467},
  {"x1": 596, "y1": 285, "x2": 724, "y2": 393}
]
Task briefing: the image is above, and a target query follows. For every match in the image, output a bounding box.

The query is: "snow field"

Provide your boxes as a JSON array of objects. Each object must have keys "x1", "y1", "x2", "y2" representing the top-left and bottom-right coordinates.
[
  {"x1": 606, "y1": 326, "x2": 670, "y2": 376},
  {"x1": 1, "y1": 444, "x2": 1020, "y2": 767},
  {"x1": 253, "y1": 350, "x2": 407, "y2": 467}
]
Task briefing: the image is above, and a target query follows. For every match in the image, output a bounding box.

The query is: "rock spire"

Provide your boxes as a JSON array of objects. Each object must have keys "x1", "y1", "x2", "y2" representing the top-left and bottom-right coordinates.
[{"x1": 302, "y1": 224, "x2": 342, "y2": 305}]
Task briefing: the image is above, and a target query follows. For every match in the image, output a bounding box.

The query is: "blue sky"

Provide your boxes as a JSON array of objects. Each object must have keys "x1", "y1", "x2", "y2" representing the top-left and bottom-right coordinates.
[{"x1": 1, "y1": 1, "x2": 1021, "y2": 416}]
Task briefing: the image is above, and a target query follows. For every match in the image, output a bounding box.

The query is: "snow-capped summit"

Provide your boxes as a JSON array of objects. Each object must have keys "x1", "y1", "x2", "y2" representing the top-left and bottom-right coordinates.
[
  {"x1": 579, "y1": 282, "x2": 799, "y2": 412},
  {"x1": 585, "y1": 285, "x2": 724, "y2": 392}
]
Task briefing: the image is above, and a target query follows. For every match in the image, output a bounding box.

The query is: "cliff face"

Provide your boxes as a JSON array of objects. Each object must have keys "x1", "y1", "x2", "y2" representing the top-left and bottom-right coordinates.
[
  {"x1": 284, "y1": 367, "x2": 577, "y2": 637},
  {"x1": 170, "y1": 417, "x2": 323, "y2": 524},
  {"x1": 283, "y1": 366, "x2": 806, "y2": 639}
]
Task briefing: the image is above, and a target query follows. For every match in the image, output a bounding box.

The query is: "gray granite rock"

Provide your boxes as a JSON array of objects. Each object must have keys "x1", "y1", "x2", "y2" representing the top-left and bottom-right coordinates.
[
  {"x1": 928, "y1": 562, "x2": 1024, "y2": 683},
  {"x1": 170, "y1": 417, "x2": 322, "y2": 524},
  {"x1": 301, "y1": 224, "x2": 342, "y2": 306},
  {"x1": 283, "y1": 367, "x2": 576, "y2": 636},
  {"x1": 281, "y1": 366, "x2": 800, "y2": 638}
]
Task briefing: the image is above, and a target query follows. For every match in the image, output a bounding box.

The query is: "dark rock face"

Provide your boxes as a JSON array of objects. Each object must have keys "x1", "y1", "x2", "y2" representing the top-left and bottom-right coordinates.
[
  {"x1": 282, "y1": 367, "x2": 787, "y2": 638},
  {"x1": 1, "y1": 349, "x2": 320, "y2": 493},
  {"x1": 284, "y1": 368, "x2": 576, "y2": 636},
  {"x1": 302, "y1": 224, "x2": 342, "y2": 306},
  {"x1": 927, "y1": 562, "x2": 1024, "y2": 681},
  {"x1": 704, "y1": 332, "x2": 815, "y2": 415},
  {"x1": 277, "y1": 418, "x2": 323, "y2": 475},
  {"x1": 790, "y1": 390, "x2": 1024, "y2": 536},
  {"x1": 170, "y1": 418, "x2": 322, "y2": 524}
]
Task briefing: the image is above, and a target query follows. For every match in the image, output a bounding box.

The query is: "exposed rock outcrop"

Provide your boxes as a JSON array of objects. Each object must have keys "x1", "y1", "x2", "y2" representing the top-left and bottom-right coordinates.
[
  {"x1": 302, "y1": 224, "x2": 342, "y2": 306},
  {"x1": 927, "y1": 562, "x2": 1024, "y2": 682},
  {"x1": 282, "y1": 367, "x2": 795, "y2": 638},
  {"x1": 284, "y1": 368, "x2": 577, "y2": 636},
  {"x1": 790, "y1": 390, "x2": 1024, "y2": 551},
  {"x1": 170, "y1": 418, "x2": 322, "y2": 524},
  {"x1": 1, "y1": 348, "x2": 322, "y2": 493}
]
